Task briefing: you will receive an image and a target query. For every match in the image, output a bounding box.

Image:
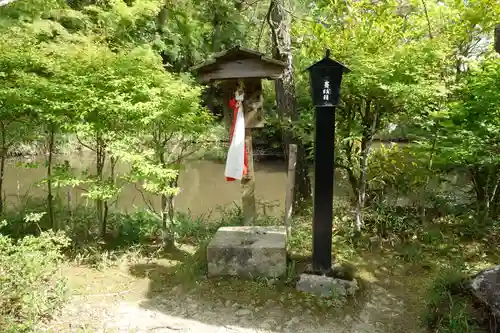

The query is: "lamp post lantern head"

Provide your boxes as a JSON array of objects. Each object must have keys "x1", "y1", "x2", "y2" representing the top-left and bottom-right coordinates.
[{"x1": 306, "y1": 49, "x2": 350, "y2": 107}]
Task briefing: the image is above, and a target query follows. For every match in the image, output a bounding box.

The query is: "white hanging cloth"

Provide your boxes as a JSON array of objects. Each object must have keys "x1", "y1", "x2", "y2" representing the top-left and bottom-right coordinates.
[{"x1": 224, "y1": 90, "x2": 247, "y2": 181}]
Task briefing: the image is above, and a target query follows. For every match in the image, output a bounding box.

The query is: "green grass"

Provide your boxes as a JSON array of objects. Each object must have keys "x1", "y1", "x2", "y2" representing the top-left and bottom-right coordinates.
[
  {"x1": 422, "y1": 267, "x2": 487, "y2": 333},
  {"x1": 2, "y1": 197, "x2": 500, "y2": 333}
]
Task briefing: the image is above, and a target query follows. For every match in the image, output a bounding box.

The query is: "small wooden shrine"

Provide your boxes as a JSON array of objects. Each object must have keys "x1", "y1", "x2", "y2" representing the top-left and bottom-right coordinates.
[{"x1": 191, "y1": 46, "x2": 286, "y2": 224}]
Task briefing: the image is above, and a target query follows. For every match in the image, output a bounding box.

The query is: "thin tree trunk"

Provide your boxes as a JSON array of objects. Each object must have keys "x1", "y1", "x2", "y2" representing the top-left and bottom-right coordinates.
[
  {"x1": 355, "y1": 102, "x2": 378, "y2": 232},
  {"x1": 212, "y1": 14, "x2": 222, "y2": 53},
  {"x1": 495, "y1": 24, "x2": 500, "y2": 54},
  {"x1": 102, "y1": 155, "x2": 117, "y2": 235},
  {"x1": 96, "y1": 132, "x2": 106, "y2": 238},
  {"x1": 161, "y1": 193, "x2": 168, "y2": 237},
  {"x1": 490, "y1": 168, "x2": 500, "y2": 218},
  {"x1": 47, "y1": 126, "x2": 55, "y2": 229},
  {"x1": 0, "y1": 122, "x2": 6, "y2": 216},
  {"x1": 166, "y1": 193, "x2": 175, "y2": 244},
  {"x1": 488, "y1": 174, "x2": 500, "y2": 214},
  {"x1": 343, "y1": 104, "x2": 359, "y2": 204},
  {"x1": 469, "y1": 167, "x2": 481, "y2": 215},
  {"x1": 0, "y1": 153, "x2": 5, "y2": 216},
  {"x1": 421, "y1": 0, "x2": 433, "y2": 39},
  {"x1": 268, "y1": 0, "x2": 311, "y2": 213},
  {"x1": 161, "y1": 188, "x2": 176, "y2": 247},
  {"x1": 159, "y1": 148, "x2": 176, "y2": 247},
  {"x1": 470, "y1": 166, "x2": 491, "y2": 220},
  {"x1": 420, "y1": 124, "x2": 439, "y2": 219}
]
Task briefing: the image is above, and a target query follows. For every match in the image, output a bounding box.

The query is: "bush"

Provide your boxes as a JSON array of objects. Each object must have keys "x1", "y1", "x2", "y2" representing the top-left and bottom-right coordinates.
[
  {"x1": 0, "y1": 225, "x2": 70, "y2": 332},
  {"x1": 423, "y1": 267, "x2": 486, "y2": 333},
  {"x1": 367, "y1": 143, "x2": 427, "y2": 205},
  {"x1": 106, "y1": 210, "x2": 161, "y2": 246},
  {"x1": 367, "y1": 143, "x2": 471, "y2": 215}
]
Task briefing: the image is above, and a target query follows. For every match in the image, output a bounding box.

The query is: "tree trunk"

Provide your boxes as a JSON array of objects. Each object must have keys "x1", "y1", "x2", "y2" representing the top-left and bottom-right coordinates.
[
  {"x1": 490, "y1": 172, "x2": 500, "y2": 219},
  {"x1": 495, "y1": 24, "x2": 500, "y2": 54},
  {"x1": 159, "y1": 148, "x2": 176, "y2": 248},
  {"x1": 469, "y1": 165, "x2": 500, "y2": 221},
  {"x1": 96, "y1": 132, "x2": 106, "y2": 238},
  {"x1": 0, "y1": 152, "x2": 5, "y2": 216},
  {"x1": 420, "y1": 124, "x2": 439, "y2": 219},
  {"x1": 268, "y1": 0, "x2": 312, "y2": 213},
  {"x1": 47, "y1": 126, "x2": 55, "y2": 229},
  {"x1": 165, "y1": 193, "x2": 176, "y2": 245},
  {"x1": 354, "y1": 101, "x2": 378, "y2": 232},
  {"x1": 160, "y1": 193, "x2": 173, "y2": 245},
  {"x1": 341, "y1": 104, "x2": 360, "y2": 205},
  {"x1": 102, "y1": 155, "x2": 117, "y2": 236},
  {"x1": 212, "y1": 14, "x2": 222, "y2": 53},
  {"x1": 0, "y1": 122, "x2": 6, "y2": 216},
  {"x1": 161, "y1": 187, "x2": 176, "y2": 248}
]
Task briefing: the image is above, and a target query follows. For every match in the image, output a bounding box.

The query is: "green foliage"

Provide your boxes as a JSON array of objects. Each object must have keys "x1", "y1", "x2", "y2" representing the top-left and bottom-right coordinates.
[
  {"x1": 439, "y1": 58, "x2": 500, "y2": 167},
  {"x1": 288, "y1": 0, "x2": 500, "y2": 230},
  {"x1": 435, "y1": 58, "x2": 500, "y2": 219},
  {"x1": 288, "y1": 200, "x2": 358, "y2": 261},
  {"x1": 2, "y1": 0, "x2": 500, "y2": 330},
  {"x1": 367, "y1": 143, "x2": 427, "y2": 201},
  {"x1": 0, "y1": 221, "x2": 69, "y2": 332},
  {"x1": 423, "y1": 267, "x2": 484, "y2": 333},
  {"x1": 112, "y1": 69, "x2": 212, "y2": 243},
  {"x1": 0, "y1": 0, "x2": 214, "y2": 238}
]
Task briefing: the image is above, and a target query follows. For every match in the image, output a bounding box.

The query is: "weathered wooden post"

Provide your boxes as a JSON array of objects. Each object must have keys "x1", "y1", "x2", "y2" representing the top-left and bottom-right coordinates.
[
  {"x1": 191, "y1": 46, "x2": 286, "y2": 225},
  {"x1": 284, "y1": 144, "x2": 297, "y2": 239}
]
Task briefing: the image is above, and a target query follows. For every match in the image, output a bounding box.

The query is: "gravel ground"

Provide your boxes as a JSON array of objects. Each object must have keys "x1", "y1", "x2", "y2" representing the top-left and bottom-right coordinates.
[{"x1": 39, "y1": 268, "x2": 419, "y2": 333}]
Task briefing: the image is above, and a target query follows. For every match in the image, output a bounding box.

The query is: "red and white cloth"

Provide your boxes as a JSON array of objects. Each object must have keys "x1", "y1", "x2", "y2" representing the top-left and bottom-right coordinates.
[{"x1": 225, "y1": 90, "x2": 248, "y2": 181}]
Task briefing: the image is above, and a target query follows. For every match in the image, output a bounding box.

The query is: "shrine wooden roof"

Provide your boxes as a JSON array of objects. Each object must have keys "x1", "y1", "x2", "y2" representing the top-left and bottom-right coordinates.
[{"x1": 190, "y1": 46, "x2": 286, "y2": 83}]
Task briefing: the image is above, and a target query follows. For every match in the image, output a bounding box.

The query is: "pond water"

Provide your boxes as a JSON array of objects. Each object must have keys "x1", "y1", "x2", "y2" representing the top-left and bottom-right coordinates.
[
  {"x1": 3, "y1": 152, "x2": 290, "y2": 217},
  {"x1": 4, "y1": 142, "x2": 401, "y2": 217}
]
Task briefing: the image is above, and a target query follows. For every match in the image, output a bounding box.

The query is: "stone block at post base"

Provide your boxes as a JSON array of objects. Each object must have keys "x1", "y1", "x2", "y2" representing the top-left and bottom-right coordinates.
[
  {"x1": 207, "y1": 226, "x2": 287, "y2": 278},
  {"x1": 296, "y1": 274, "x2": 359, "y2": 298}
]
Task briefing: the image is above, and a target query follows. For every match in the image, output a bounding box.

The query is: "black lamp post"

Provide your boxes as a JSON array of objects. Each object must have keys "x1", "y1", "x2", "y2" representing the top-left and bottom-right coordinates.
[{"x1": 306, "y1": 50, "x2": 350, "y2": 274}]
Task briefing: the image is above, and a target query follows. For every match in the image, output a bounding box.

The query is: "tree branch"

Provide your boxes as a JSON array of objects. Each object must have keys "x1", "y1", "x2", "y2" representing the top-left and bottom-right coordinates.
[
  {"x1": 256, "y1": 1, "x2": 272, "y2": 49},
  {"x1": 76, "y1": 134, "x2": 96, "y2": 152},
  {"x1": 266, "y1": 0, "x2": 277, "y2": 54},
  {"x1": 134, "y1": 182, "x2": 158, "y2": 215},
  {"x1": 421, "y1": 0, "x2": 433, "y2": 39}
]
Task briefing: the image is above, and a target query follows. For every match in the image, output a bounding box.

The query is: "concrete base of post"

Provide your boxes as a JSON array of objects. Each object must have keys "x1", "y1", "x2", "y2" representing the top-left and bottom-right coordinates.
[{"x1": 296, "y1": 274, "x2": 359, "y2": 298}]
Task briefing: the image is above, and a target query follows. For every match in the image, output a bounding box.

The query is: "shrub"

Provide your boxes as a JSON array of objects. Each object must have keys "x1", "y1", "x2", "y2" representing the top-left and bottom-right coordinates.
[
  {"x1": 422, "y1": 267, "x2": 486, "y2": 333},
  {"x1": 174, "y1": 204, "x2": 280, "y2": 245},
  {"x1": 0, "y1": 223, "x2": 70, "y2": 332},
  {"x1": 367, "y1": 143, "x2": 471, "y2": 217},
  {"x1": 367, "y1": 143, "x2": 427, "y2": 206},
  {"x1": 106, "y1": 210, "x2": 161, "y2": 247}
]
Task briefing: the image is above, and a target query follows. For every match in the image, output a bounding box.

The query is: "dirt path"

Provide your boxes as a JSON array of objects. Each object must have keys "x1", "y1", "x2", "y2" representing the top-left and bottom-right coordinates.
[{"x1": 38, "y1": 258, "x2": 425, "y2": 333}]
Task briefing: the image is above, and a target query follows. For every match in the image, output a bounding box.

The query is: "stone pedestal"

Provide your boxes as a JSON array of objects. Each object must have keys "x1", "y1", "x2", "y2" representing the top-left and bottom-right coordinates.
[{"x1": 207, "y1": 226, "x2": 287, "y2": 278}]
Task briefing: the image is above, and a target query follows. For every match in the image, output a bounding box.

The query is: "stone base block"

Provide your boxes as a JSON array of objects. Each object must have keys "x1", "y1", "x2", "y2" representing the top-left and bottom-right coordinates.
[
  {"x1": 296, "y1": 274, "x2": 359, "y2": 298},
  {"x1": 207, "y1": 226, "x2": 286, "y2": 278}
]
